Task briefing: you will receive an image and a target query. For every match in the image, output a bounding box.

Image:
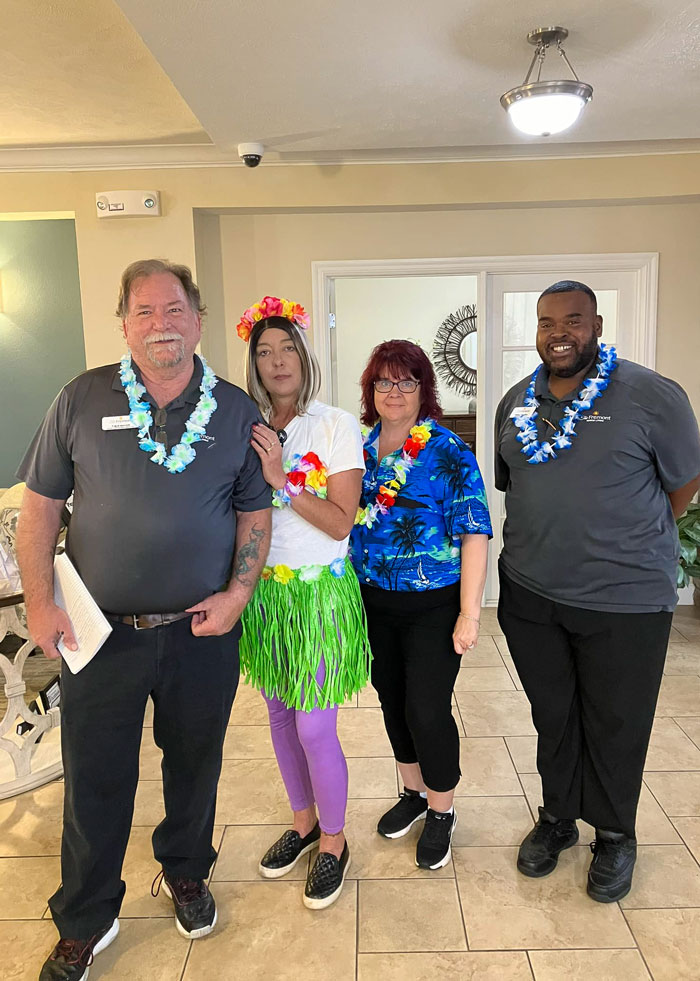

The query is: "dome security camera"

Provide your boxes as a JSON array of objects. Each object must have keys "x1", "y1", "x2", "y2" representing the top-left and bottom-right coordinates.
[{"x1": 238, "y1": 142, "x2": 265, "y2": 168}]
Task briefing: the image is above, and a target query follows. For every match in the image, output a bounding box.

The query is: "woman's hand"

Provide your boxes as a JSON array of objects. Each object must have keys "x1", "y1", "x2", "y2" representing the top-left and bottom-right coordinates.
[
  {"x1": 251, "y1": 423, "x2": 286, "y2": 490},
  {"x1": 452, "y1": 614, "x2": 479, "y2": 656}
]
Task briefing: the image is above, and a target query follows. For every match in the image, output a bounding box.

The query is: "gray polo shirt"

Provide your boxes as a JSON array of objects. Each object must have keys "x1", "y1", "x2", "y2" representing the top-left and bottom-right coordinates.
[
  {"x1": 495, "y1": 359, "x2": 700, "y2": 613},
  {"x1": 18, "y1": 357, "x2": 271, "y2": 614}
]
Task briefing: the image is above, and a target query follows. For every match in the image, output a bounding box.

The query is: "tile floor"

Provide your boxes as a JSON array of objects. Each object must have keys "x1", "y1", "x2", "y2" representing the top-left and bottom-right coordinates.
[{"x1": 2, "y1": 606, "x2": 700, "y2": 980}]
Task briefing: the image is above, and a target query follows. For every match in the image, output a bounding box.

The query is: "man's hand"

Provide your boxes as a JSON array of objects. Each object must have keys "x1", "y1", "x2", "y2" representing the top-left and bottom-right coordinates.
[
  {"x1": 186, "y1": 592, "x2": 245, "y2": 637},
  {"x1": 26, "y1": 601, "x2": 77, "y2": 660}
]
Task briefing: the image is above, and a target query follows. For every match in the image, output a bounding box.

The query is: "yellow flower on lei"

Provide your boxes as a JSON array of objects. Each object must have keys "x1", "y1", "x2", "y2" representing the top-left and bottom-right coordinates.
[
  {"x1": 305, "y1": 468, "x2": 327, "y2": 493},
  {"x1": 272, "y1": 564, "x2": 295, "y2": 585},
  {"x1": 409, "y1": 424, "x2": 432, "y2": 446}
]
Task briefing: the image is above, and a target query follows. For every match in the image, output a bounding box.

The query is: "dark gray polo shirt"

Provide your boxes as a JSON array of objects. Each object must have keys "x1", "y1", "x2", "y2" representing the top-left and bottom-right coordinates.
[
  {"x1": 495, "y1": 359, "x2": 700, "y2": 613},
  {"x1": 18, "y1": 357, "x2": 271, "y2": 614}
]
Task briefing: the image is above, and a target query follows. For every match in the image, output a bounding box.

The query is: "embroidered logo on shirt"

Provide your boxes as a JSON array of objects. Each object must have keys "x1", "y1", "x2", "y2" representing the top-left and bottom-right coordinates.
[{"x1": 580, "y1": 411, "x2": 612, "y2": 423}]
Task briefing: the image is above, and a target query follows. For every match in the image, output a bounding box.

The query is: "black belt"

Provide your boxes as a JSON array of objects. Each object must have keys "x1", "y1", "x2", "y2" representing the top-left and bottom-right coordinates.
[{"x1": 104, "y1": 611, "x2": 192, "y2": 630}]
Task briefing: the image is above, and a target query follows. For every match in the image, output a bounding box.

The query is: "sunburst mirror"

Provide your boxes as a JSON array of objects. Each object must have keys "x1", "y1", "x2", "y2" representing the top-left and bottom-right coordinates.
[{"x1": 432, "y1": 304, "x2": 477, "y2": 398}]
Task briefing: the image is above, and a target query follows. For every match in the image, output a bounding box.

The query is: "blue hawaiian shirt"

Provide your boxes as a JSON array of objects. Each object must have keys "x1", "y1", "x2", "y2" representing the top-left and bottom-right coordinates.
[{"x1": 350, "y1": 420, "x2": 492, "y2": 591}]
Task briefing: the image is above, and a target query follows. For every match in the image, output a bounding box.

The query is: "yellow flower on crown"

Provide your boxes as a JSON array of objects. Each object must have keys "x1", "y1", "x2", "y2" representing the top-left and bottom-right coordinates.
[
  {"x1": 260, "y1": 567, "x2": 273, "y2": 580},
  {"x1": 272, "y1": 564, "x2": 295, "y2": 585},
  {"x1": 409, "y1": 424, "x2": 432, "y2": 445}
]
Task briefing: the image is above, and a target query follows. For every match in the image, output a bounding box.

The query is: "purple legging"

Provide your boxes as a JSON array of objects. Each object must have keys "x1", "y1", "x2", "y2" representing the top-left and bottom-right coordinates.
[{"x1": 262, "y1": 691, "x2": 348, "y2": 835}]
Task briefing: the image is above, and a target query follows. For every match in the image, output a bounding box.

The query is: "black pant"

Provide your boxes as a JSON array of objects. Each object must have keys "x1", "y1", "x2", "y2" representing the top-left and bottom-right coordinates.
[
  {"x1": 361, "y1": 583, "x2": 461, "y2": 793},
  {"x1": 498, "y1": 568, "x2": 671, "y2": 838},
  {"x1": 49, "y1": 616, "x2": 240, "y2": 937}
]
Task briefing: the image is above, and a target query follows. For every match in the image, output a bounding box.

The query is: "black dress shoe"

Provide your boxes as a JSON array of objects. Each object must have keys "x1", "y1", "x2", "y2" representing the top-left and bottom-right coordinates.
[
  {"x1": 517, "y1": 806, "x2": 579, "y2": 877},
  {"x1": 303, "y1": 842, "x2": 350, "y2": 909},
  {"x1": 587, "y1": 830, "x2": 637, "y2": 903},
  {"x1": 259, "y1": 824, "x2": 321, "y2": 878}
]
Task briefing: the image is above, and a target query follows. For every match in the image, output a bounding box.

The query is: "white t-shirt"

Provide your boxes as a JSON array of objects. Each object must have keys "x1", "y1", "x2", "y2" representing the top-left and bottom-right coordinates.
[{"x1": 267, "y1": 400, "x2": 364, "y2": 569}]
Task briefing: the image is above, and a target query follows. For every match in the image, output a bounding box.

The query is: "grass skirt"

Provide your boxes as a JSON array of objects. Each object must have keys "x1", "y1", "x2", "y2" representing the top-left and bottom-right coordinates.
[{"x1": 240, "y1": 558, "x2": 371, "y2": 711}]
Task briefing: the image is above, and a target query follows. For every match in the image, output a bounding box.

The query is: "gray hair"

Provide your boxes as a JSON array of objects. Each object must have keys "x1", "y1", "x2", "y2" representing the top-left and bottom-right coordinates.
[
  {"x1": 245, "y1": 317, "x2": 321, "y2": 419},
  {"x1": 116, "y1": 259, "x2": 206, "y2": 318}
]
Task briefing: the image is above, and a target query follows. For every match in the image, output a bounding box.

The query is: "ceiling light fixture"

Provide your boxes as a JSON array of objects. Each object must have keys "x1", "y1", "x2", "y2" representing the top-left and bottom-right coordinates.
[{"x1": 500, "y1": 27, "x2": 593, "y2": 137}]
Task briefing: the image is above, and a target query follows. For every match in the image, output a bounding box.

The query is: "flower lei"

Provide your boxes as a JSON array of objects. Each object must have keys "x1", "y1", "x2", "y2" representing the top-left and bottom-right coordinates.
[
  {"x1": 118, "y1": 354, "x2": 218, "y2": 474},
  {"x1": 512, "y1": 343, "x2": 617, "y2": 465},
  {"x1": 273, "y1": 451, "x2": 328, "y2": 508},
  {"x1": 236, "y1": 295, "x2": 310, "y2": 342},
  {"x1": 261, "y1": 557, "x2": 347, "y2": 585},
  {"x1": 355, "y1": 422, "x2": 433, "y2": 528}
]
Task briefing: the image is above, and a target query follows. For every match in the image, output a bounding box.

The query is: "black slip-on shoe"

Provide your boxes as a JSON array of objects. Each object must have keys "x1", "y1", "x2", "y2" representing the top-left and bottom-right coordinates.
[
  {"x1": 415, "y1": 808, "x2": 458, "y2": 869},
  {"x1": 259, "y1": 824, "x2": 321, "y2": 878},
  {"x1": 153, "y1": 870, "x2": 217, "y2": 939},
  {"x1": 517, "y1": 807, "x2": 579, "y2": 877},
  {"x1": 377, "y1": 789, "x2": 428, "y2": 839},
  {"x1": 39, "y1": 919, "x2": 119, "y2": 981},
  {"x1": 587, "y1": 830, "x2": 637, "y2": 903},
  {"x1": 303, "y1": 842, "x2": 350, "y2": 910}
]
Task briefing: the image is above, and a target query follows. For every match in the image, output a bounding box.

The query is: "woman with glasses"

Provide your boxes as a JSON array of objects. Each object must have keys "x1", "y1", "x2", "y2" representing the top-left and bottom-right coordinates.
[{"x1": 350, "y1": 339, "x2": 492, "y2": 870}]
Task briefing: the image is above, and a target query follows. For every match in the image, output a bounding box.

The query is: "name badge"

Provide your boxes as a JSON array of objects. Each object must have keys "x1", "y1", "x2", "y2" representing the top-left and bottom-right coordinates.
[
  {"x1": 102, "y1": 415, "x2": 138, "y2": 431},
  {"x1": 510, "y1": 406, "x2": 536, "y2": 421}
]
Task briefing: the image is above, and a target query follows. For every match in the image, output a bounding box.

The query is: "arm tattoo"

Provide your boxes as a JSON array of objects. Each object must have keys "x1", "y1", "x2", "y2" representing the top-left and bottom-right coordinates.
[{"x1": 233, "y1": 525, "x2": 266, "y2": 585}]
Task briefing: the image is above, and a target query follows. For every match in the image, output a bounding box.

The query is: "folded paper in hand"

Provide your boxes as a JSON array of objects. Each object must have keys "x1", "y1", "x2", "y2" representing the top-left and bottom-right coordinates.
[{"x1": 53, "y1": 552, "x2": 112, "y2": 673}]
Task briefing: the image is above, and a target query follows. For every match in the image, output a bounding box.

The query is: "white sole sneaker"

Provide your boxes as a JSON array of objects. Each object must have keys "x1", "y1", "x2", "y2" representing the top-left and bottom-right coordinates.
[
  {"x1": 259, "y1": 839, "x2": 320, "y2": 879},
  {"x1": 380, "y1": 809, "x2": 428, "y2": 839},
  {"x1": 161, "y1": 880, "x2": 217, "y2": 939},
  {"x1": 77, "y1": 919, "x2": 120, "y2": 981},
  {"x1": 416, "y1": 812, "x2": 458, "y2": 870},
  {"x1": 302, "y1": 855, "x2": 351, "y2": 910}
]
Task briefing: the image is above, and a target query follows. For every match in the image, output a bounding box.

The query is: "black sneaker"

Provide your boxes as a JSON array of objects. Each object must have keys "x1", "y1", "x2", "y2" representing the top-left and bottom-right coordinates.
[
  {"x1": 303, "y1": 842, "x2": 351, "y2": 910},
  {"x1": 587, "y1": 830, "x2": 637, "y2": 903},
  {"x1": 517, "y1": 807, "x2": 579, "y2": 877},
  {"x1": 377, "y1": 788, "x2": 428, "y2": 839},
  {"x1": 259, "y1": 824, "x2": 321, "y2": 878},
  {"x1": 152, "y1": 870, "x2": 217, "y2": 939},
  {"x1": 39, "y1": 919, "x2": 119, "y2": 981},
  {"x1": 415, "y1": 808, "x2": 457, "y2": 869}
]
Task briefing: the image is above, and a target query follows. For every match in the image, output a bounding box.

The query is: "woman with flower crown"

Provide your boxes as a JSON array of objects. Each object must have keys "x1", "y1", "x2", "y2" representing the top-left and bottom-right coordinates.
[
  {"x1": 350, "y1": 340, "x2": 492, "y2": 871},
  {"x1": 236, "y1": 295, "x2": 369, "y2": 910}
]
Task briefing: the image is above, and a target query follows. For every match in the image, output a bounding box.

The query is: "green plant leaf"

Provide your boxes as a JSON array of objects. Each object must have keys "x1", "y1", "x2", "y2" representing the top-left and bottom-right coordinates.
[
  {"x1": 686, "y1": 563, "x2": 700, "y2": 578},
  {"x1": 680, "y1": 542, "x2": 698, "y2": 564},
  {"x1": 677, "y1": 565, "x2": 689, "y2": 587}
]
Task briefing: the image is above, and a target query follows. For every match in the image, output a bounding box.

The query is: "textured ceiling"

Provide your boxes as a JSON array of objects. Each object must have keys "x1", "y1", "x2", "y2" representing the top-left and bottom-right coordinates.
[
  {"x1": 1, "y1": 0, "x2": 209, "y2": 147},
  {"x1": 2, "y1": 0, "x2": 699, "y2": 167}
]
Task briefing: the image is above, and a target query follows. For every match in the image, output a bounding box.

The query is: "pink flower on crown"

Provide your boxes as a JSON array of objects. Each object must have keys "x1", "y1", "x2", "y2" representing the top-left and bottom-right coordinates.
[{"x1": 235, "y1": 295, "x2": 310, "y2": 341}]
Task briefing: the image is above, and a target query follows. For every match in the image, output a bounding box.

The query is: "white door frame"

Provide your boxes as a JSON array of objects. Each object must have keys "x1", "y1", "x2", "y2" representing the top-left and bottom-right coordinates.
[{"x1": 312, "y1": 252, "x2": 658, "y2": 604}]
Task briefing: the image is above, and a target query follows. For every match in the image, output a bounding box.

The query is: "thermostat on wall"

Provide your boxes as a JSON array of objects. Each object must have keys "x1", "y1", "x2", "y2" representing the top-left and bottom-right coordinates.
[{"x1": 95, "y1": 190, "x2": 161, "y2": 218}]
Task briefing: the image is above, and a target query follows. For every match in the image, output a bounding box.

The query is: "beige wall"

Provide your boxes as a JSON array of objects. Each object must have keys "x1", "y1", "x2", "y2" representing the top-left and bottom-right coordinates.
[
  {"x1": 0, "y1": 154, "x2": 698, "y2": 410},
  {"x1": 219, "y1": 201, "x2": 700, "y2": 411}
]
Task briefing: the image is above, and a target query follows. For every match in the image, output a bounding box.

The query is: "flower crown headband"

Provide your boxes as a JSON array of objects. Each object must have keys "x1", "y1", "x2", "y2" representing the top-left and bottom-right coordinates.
[{"x1": 236, "y1": 295, "x2": 310, "y2": 342}]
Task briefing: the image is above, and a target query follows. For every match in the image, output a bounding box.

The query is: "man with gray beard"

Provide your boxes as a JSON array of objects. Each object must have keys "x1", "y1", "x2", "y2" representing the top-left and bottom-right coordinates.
[{"x1": 16, "y1": 259, "x2": 271, "y2": 980}]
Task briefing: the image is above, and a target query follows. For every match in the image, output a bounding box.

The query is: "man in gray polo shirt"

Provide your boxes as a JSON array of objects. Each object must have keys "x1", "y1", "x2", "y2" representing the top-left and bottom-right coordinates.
[
  {"x1": 495, "y1": 280, "x2": 700, "y2": 904},
  {"x1": 16, "y1": 259, "x2": 271, "y2": 980}
]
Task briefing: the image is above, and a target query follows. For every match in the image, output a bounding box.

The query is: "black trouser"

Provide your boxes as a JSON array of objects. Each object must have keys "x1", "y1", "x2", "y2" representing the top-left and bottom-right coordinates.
[
  {"x1": 361, "y1": 583, "x2": 461, "y2": 793},
  {"x1": 497, "y1": 568, "x2": 671, "y2": 839},
  {"x1": 49, "y1": 616, "x2": 240, "y2": 938}
]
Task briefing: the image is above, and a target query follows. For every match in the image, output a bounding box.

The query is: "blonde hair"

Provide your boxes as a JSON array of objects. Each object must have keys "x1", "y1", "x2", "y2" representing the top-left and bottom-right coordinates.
[{"x1": 245, "y1": 317, "x2": 321, "y2": 418}]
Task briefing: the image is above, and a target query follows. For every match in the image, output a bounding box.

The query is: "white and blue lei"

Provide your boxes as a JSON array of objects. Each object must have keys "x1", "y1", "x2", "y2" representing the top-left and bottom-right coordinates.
[
  {"x1": 118, "y1": 354, "x2": 218, "y2": 474},
  {"x1": 512, "y1": 343, "x2": 617, "y2": 465}
]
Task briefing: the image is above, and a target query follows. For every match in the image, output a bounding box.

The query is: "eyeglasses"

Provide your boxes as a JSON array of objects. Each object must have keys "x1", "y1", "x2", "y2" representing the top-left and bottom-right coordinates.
[{"x1": 374, "y1": 379, "x2": 420, "y2": 393}]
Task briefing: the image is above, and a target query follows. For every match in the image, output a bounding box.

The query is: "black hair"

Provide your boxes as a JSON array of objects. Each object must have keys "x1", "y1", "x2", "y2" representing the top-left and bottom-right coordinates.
[{"x1": 538, "y1": 280, "x2": 597, "y2": 311}]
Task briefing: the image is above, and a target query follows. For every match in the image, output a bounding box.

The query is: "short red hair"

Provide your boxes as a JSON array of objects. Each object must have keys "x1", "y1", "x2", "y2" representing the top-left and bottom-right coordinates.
[{"x1": 359, "y1": 339, "x2": 442, "y2": 426}]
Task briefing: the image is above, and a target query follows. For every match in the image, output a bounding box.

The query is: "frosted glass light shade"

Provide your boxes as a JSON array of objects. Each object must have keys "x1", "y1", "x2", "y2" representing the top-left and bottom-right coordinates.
[{"x1": 501, "y1": 80, "x2": 593, "y2": 137}]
